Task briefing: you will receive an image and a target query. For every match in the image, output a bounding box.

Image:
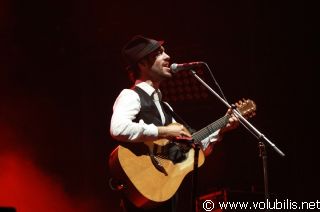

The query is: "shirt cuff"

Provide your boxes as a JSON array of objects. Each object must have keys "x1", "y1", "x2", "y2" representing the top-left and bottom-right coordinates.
[
  {"x1": 200, "y1": 129, "x2": 222, "y2": 150},
  {"x1": 140, "y1": 120, "x2": 159, "y2": 137}
]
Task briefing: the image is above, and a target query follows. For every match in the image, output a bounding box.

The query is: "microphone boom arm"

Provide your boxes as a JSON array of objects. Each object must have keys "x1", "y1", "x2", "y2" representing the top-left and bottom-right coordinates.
[{"x1": 190, "y1": 69, "x2": 285, "y2": 157}]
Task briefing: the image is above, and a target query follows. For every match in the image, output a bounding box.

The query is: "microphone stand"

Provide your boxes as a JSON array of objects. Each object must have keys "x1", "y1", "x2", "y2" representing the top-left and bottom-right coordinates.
[
  {"x1": 191, "y1": 142, "x2": 200, "y2": 212},
  {"x1": 189, "y1": 68, "x2": 285, "y2": 210},
  {"x1": 259, "y1": 141, "x2": 270, "y2": 211}
]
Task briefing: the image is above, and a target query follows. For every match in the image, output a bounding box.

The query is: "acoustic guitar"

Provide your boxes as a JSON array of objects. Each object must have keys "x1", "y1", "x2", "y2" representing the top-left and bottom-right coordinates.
[{"x1": 108, "y1": 99, "x2": 256, "y2": 209}]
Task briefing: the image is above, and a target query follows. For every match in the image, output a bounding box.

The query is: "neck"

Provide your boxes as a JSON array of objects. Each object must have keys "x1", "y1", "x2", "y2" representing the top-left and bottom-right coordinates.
[{"x1": 136, "y1": 79, "x2": 160, "y2": 90}]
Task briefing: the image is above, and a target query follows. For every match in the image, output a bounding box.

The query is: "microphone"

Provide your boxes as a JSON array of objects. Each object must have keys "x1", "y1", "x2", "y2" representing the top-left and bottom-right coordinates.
[{"x1": 170, "y1": 62, "x2": 204, "y2": 73}]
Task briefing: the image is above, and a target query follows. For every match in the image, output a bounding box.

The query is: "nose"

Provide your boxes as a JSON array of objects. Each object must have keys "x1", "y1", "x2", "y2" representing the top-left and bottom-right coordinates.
[{"x1": 164, "y1": 52, "x2": 170, "y2": 61}]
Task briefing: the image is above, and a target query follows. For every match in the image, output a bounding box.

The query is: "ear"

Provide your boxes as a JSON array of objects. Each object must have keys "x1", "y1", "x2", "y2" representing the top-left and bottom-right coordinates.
[
  {"x1": 137, "y1": 59, "x2": 151, "y2": 74},
  {"x1": 138, "y1": 58, "x2": 148, "y2": 67}
]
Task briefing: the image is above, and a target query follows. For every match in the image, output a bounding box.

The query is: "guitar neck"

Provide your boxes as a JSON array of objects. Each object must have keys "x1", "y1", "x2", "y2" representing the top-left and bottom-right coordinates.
[{"x1": 192, "y1": 115, "x2": 230, "y2": 142}]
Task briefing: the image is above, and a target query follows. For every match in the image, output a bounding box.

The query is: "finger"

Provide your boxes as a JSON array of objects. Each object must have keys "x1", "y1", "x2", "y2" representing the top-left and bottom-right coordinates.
[
  {"x1": 182, "y1": 130, "x2": 191, "y2": 137},
  {"x1": 229, "y1": 116, "x2": 239, "y2": 123}
]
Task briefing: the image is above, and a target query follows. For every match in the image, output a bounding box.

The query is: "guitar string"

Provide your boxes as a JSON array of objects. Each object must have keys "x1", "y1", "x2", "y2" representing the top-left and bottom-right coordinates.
[{"x1": 192, "y1": 115, "x2": 230, "y2": 142}]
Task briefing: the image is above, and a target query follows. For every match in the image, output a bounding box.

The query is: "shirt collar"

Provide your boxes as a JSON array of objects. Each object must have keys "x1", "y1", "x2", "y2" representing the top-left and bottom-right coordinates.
[{"x1": 135, "y1": 81, "x2": 160, "y2": 97}]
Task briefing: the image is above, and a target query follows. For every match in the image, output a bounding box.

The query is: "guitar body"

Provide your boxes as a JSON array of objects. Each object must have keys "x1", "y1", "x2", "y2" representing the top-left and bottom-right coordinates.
[
  {"x1": 108, "y1": 138, "x2": 205, "y2": 209},
  {"x1": 108, "y1": 99, "x2": 256, "y2": 209}
]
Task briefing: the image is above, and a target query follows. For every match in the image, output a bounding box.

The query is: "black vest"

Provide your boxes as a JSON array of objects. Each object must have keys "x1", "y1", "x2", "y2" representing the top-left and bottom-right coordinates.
[
  {"x1": 133, "y1": 86, "x2": 172, "y2": 126},
  {"x1": 133, "y1": 86, "x2": 188, "y2": 163}
]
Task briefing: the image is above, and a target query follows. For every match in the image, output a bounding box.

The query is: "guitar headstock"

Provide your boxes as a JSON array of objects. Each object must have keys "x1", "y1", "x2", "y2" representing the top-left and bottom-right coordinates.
[{"x1": 235, "y1": 98, "x2": 256, "y2": 118}]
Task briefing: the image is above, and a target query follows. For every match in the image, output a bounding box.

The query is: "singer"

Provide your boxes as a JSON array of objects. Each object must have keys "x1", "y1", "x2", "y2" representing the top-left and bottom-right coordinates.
[{"x1": 108, "y1": 35, "x2": 239, "y2": 212}]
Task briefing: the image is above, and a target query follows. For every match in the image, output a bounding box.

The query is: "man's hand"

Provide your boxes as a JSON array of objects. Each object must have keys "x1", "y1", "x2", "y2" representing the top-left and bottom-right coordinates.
[
  {"x1": 220, "y1": 108, "x2": 240, "y2": 134},
  {"x1": 158, "y1": 123, "x2": 192, "y2": 139}
]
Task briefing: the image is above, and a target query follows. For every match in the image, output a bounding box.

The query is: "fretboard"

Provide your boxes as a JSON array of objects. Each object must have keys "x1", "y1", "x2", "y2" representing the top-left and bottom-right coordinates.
[{"x1": 192, "y1": 115, "x2": 230, "y2": 142}]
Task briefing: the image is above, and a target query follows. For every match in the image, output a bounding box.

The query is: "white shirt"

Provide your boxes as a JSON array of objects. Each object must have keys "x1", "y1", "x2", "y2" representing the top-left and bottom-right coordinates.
[{"x1": 110, "y1": 81, "x2": 221, "y2": 150}]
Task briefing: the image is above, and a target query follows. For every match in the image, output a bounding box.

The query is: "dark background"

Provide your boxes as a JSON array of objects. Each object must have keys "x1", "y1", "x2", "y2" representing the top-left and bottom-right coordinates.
[{"x1": 0, "y1": 0, "x2": 317, "y2": 211}]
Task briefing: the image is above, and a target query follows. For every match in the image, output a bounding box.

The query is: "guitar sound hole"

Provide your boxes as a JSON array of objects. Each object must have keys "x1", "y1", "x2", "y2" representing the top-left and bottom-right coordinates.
[{"x1": 162, "y1": 143, "x2": 187, "y2": 164}]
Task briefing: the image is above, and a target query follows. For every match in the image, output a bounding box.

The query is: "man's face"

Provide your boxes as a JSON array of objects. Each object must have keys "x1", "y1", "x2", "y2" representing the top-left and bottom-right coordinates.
[{"x1": 143, "y1": 46, "x2": 171, "y2": 81}]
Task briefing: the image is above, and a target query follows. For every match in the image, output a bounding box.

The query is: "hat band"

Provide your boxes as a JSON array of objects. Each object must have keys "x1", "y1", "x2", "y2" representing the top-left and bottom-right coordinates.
[{"x1": 133, "y1": 40, "x2": 161, "y2": 63}]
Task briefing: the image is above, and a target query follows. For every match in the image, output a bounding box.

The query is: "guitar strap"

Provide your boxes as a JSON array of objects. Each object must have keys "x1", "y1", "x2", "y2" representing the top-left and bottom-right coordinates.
[{"x1": 160, "y1": 102, "x2": 197, "y2": 134}]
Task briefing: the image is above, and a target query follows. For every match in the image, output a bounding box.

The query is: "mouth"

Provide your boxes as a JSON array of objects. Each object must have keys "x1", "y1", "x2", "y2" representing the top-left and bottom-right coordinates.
[
  {"x1": 163, "y1": 62, "x2": 169, "y2": 67},
  {"x1": 163, "y1": 62, "x2": 170, "y2": 71}
]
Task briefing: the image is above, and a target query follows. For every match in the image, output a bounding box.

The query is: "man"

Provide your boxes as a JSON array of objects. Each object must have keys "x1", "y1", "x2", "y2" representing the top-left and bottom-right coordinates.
[{"x1": 109, "y1": 35, "x2": 239, "y2": 212}]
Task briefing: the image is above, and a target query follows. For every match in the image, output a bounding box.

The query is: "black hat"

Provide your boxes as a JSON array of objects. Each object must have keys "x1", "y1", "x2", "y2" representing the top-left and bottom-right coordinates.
[{"x1": 121, "y1": 35, "x2": 164, "y2": 66}]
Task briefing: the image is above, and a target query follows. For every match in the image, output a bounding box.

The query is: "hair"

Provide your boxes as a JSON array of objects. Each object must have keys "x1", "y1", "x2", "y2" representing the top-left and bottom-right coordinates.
[
  {"x1": 126, "y1": 52, "x2": 155, "y2": 83},
  {"x1": 126, "y1": 64, "x2": 140, "y2": 83}
]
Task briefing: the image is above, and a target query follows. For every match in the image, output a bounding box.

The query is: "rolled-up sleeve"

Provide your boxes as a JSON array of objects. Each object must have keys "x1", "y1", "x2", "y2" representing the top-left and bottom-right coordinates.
[
  {"x1": 110, "y1": 89, "x2": 158, "y2": 142},
  {"x1": 200, "y1": 130, "x2": 222, "y2": 151}
]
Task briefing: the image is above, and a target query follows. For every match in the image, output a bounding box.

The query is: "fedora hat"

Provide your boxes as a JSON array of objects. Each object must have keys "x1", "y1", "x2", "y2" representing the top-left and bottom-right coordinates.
[{"x1": 121, "y1": 35, "x2": 164, "y2": 66}]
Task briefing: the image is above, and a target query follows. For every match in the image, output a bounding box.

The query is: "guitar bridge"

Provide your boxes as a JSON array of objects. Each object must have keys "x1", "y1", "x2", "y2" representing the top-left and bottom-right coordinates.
[{"x1": 150, "y1": 154, "x2": 168, "y2": 176}]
